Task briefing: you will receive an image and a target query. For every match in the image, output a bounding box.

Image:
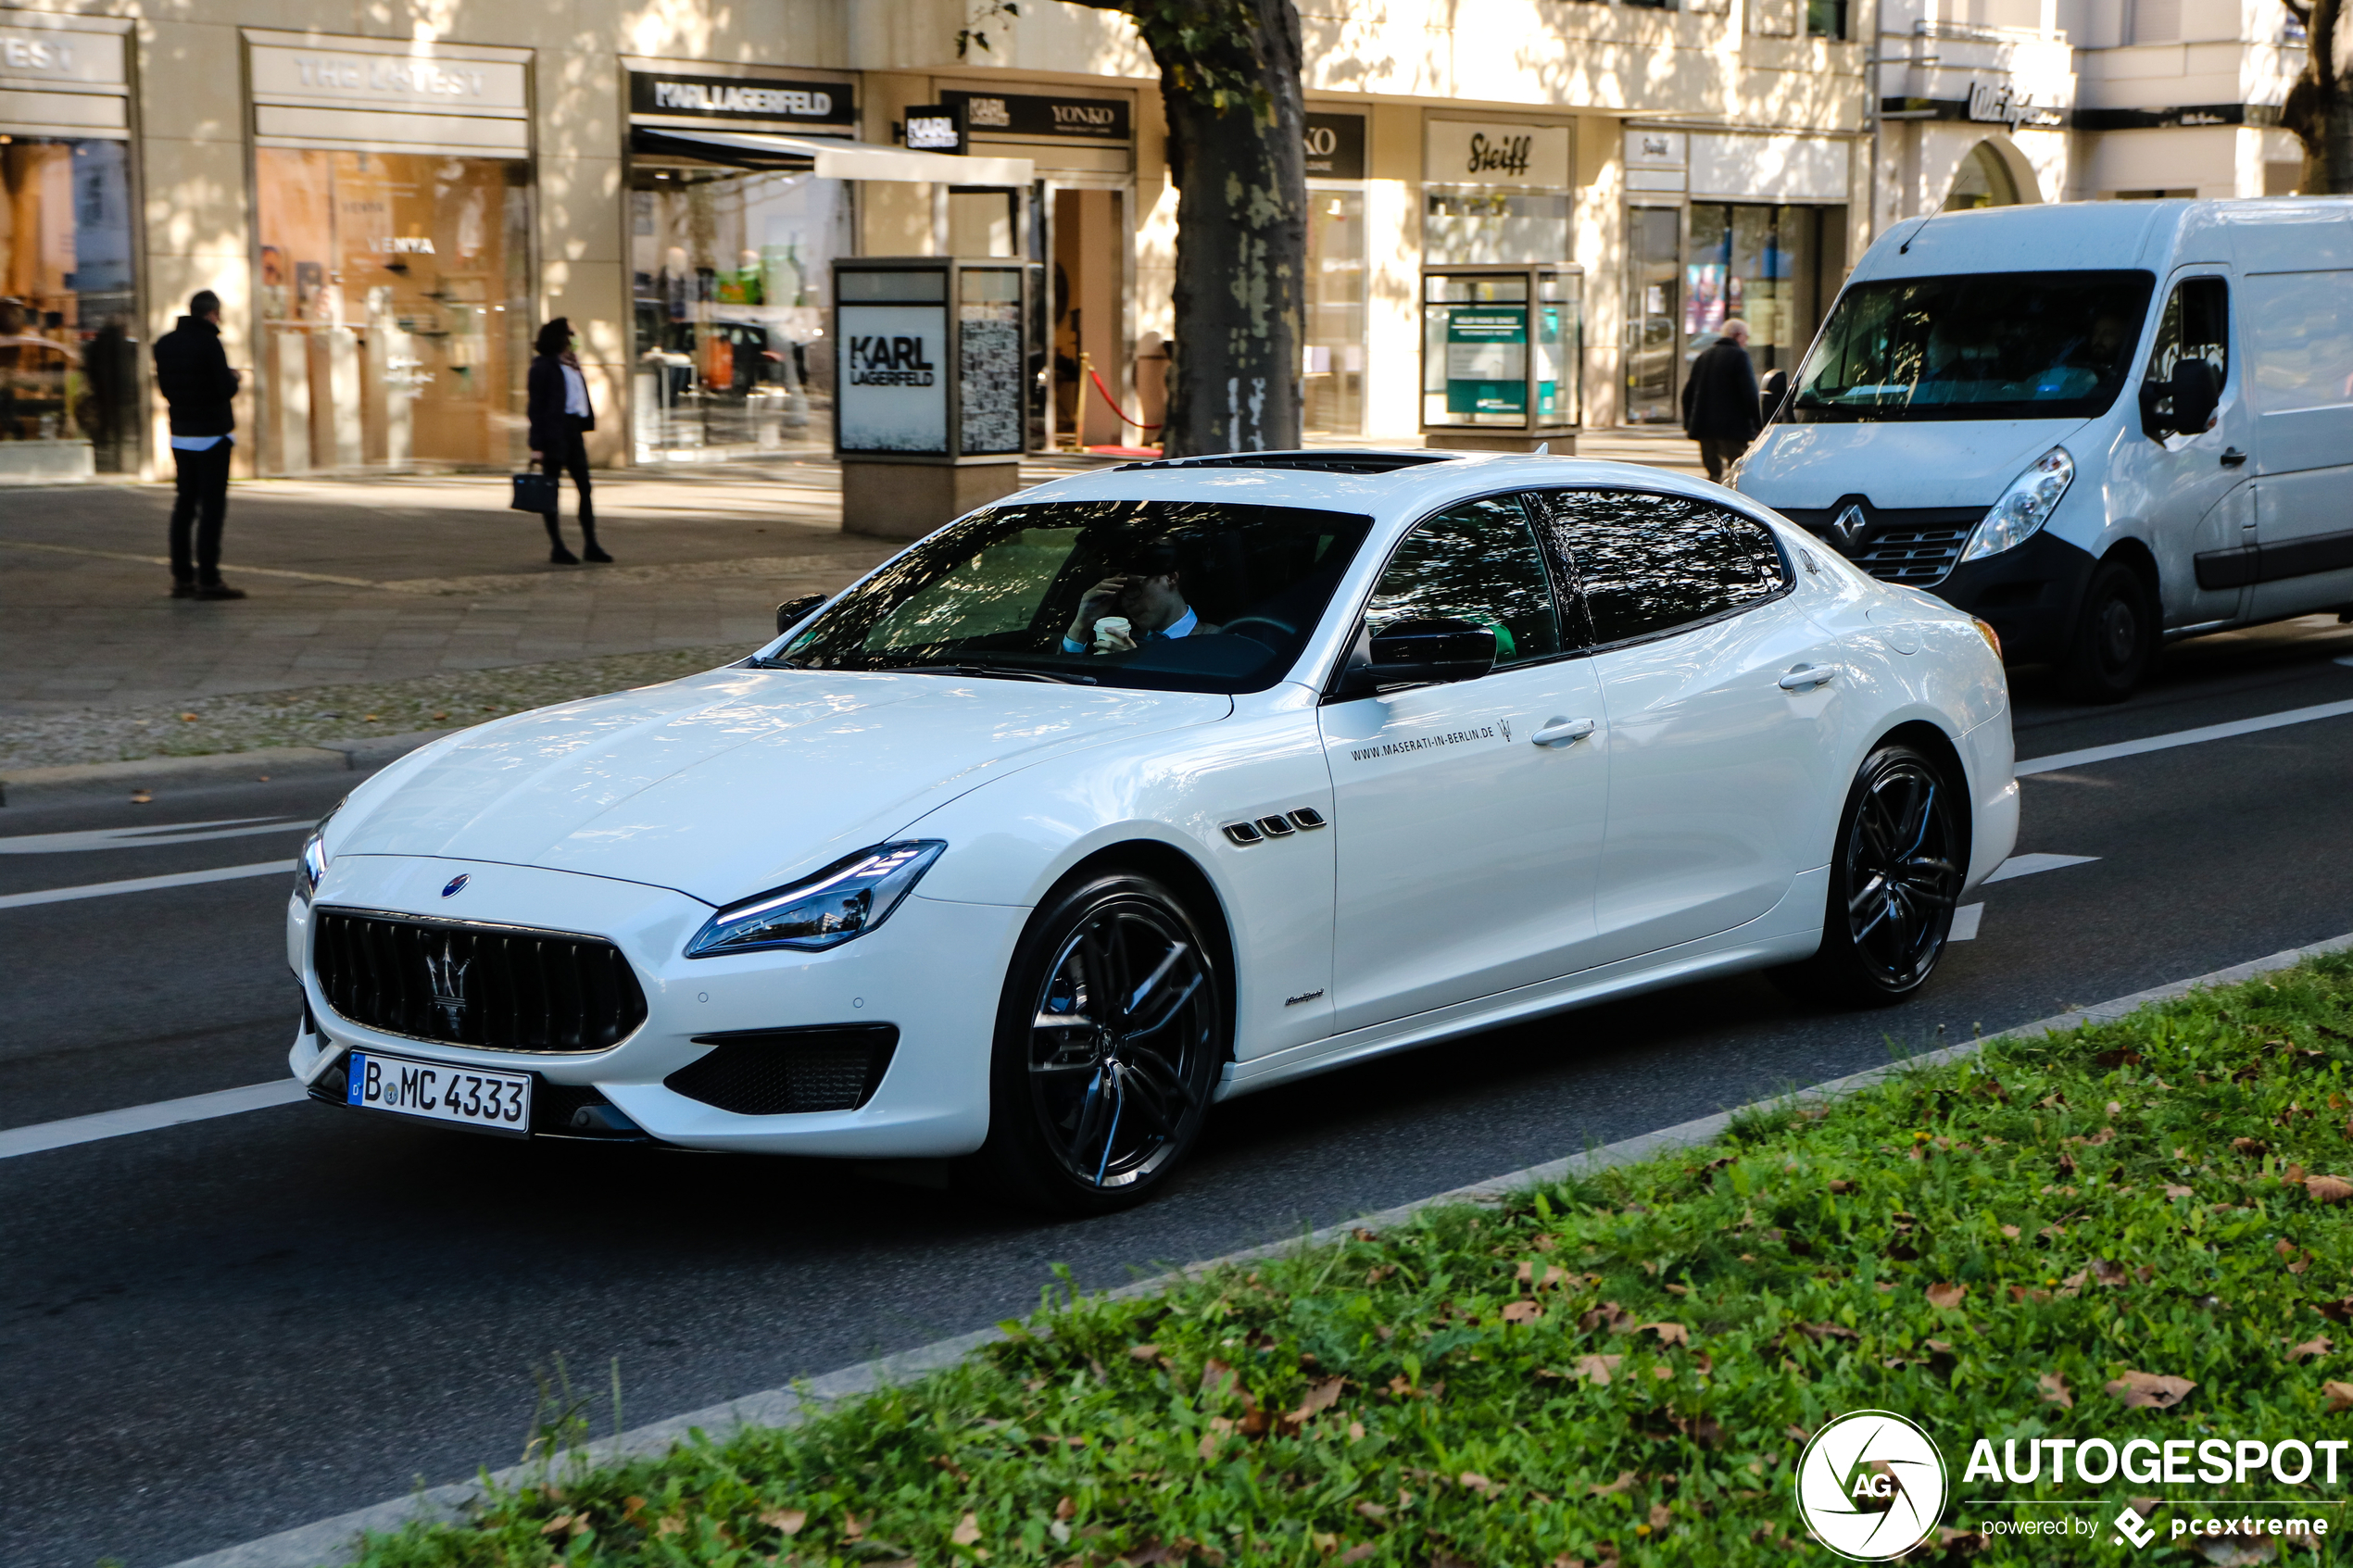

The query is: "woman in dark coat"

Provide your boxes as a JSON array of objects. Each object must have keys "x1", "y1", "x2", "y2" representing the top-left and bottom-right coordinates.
[{"x1": 524, "y1": 318, "x2": 610, "y2": 563}]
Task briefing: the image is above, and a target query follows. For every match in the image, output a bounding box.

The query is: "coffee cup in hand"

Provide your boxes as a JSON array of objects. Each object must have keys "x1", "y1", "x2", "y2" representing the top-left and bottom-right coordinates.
[{"x1": 1093, "y1": 616, "x2": 1133, "y2": 652}]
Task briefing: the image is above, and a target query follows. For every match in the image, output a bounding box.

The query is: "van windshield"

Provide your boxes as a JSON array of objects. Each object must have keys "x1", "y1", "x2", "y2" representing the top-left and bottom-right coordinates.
[
  {"x1": 762, "y1": 499, "x2": 1372, "y2": 694},
  {"x1": 1787, "y1": 270, "x2": 2155, "y2": 423}
]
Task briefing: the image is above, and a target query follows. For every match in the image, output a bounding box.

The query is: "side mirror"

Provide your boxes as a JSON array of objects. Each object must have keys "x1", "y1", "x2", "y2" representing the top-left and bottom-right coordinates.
[
  {"x1": 1334, "y1": 617, "x2": 1497, "y2": 697},
  {"x1": 2170, "y1": 358, "x2": 2220, "y2": 435},
  {"x1": 774, "y1": 594, "x2": 827, "y2": 635},
  {"x1": 1759, "y1": 368, "x2": 1790, "y2": 426}
]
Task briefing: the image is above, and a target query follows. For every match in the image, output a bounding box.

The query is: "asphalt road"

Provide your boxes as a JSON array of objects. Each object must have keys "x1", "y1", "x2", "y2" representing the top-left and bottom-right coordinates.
[{"x1": 7, "y1": 616, "x2": 2353, "y2": 1567}]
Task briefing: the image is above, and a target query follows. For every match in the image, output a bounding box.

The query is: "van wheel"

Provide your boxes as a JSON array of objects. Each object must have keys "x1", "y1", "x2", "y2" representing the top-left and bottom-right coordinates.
[
  {"x1": 971, "y1": 870, "x2": 1224, "y2": 1215},
  {"x1": 2061, "y1": 560, "x2": 2156, "y2": 704},
  {"x1": 1771, "y1": 743, "x2": 1965, "y2": 1009}
]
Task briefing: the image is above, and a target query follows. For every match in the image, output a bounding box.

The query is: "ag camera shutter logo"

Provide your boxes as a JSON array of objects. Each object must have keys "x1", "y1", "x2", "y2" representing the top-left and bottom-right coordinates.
[{"x1": 1794, "y1": 1411, "x2": 1948, "y2": 1561}]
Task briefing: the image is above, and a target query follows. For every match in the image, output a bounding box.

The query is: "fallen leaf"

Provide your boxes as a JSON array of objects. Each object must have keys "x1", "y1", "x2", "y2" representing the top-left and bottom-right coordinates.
[
  {"x1": 1649, "y1": 1503, "x2": 1674, "y2": 1533},
  {"x1": 842, "y1": 1512, "x2": 865, "y2": 1539},
  {"x1": 1353, "y1": 1500, "x2": 1389, "y2": 1521},
  {"x1": 1926, "y1": 1282, "x2": 1968, "y2": 1311},
  {"x1": 1643, "y1": 1322, "x2": 1691, "y2": 1347},
  {"x1": 1664, "y1": 1283, "x2": 1690, "y2": 1296},
  {"x1": 1571, "y1": 1354, "x2": 1623, "y2": 1386},
  {"x1": 2107, "y1": 1370, "x2": 2196, "y2": 1409},
  {"x1": 540, "y1": 1514, "x2": 575, "y2": 1536},
  {"x1": 2094, "y1": 1048, "x2": 2141, "y2": 1068},
  {"x1": 2093, "y1": 1259, "x2": 2130, "y2": 1286},
  {"x1": 2308, "y1": 1176, "x2": 2353, "y2": 1204},
  {"x1": 2287, "y1": 1336, "x2": 2334, "y2": 1363},
  {"x1": 2326, "y1": 1380, "x2": 2353, "y2": 1414},
  {"x1": 2166, "y1": 1184, "x2": 2195, "y2": 1198},
  {"x1": 1579, "y1": 1301, "x2": 1634, "y2": 1334},
  {"x1": 1339, "y1": 1547, "x2": 1377, "y2": 1564},
  {"x1": 1501, "y1": 1299, "x2": 1542, "y2": 1323},
  {"x1": 1459, "y1": 1472, "x2": 1492, "y2": 1491},
  {"x1": 1590, "y1": 1470, "x2": 1638, "y2": 1496},
  {"x1": 761, "y1": 1508, "x2": 808, "y2": 1536},
  {"x1": 180, "y1": 711, "x2": 198, "y2": 721},
  {"x1": 2039, "y1": 1372, "x2": 2074, "y2": 1409},
  {"x1": 1056, "y1": 1497, "x2": 1076, "y2": 1520},
  {"x1": 953, "y1": 1513, "x2": 983, "y2": 1546},
  {"x1": 1827, "y1": 1179, "x2": 1855, "y2": 1194},
  {"x1": 2233, "y1": 1137, "x2": 2270, "y2": 1156},
  {"x1": 655, "y1": 1515, "x2": 685, "y2": 1537},
  {"x1": 1286, "y1": 1375, "x2": 1347, "y2": 1424},
  {"x1": 1129, "y1": 1343, "x2": 1162, "y2": 1361}
]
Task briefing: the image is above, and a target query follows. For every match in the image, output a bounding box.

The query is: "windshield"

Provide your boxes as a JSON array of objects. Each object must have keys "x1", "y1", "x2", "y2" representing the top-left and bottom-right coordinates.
[
  {"x1": 1788, "y1": 270, "x2": 2154, "y2": 422},
  {"x1": 768, "y1": 499, "x2": 1374, "y2": 694}
]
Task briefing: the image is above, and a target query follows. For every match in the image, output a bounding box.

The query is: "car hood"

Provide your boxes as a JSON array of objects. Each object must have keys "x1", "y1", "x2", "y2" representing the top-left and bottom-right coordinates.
[
  {"x1": 334, "y1": 668, "x2": 1232, "y2": 905},
  {"x1": 1736, "y1": 418, "x2": 2089, "y2": 510}
]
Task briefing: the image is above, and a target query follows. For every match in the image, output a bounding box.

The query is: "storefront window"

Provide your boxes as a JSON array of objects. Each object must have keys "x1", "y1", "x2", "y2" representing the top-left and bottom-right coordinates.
[
  {"x1": 1424, "y1": 189, "x2": 1572, "y2": 265},
  {"x1": 630, "y1": 162, "x2": 850, "y2": 462},
  {"x1": 1685, "y1": 203, "x2": 1827, "y2": 378},
  {"x1": 254, "y1": 148, "x2": 532, "y2": 472},
  {"x1": 1, "y1": 137, "x2": 137, "y2": 471},
  {"x1": 1303, "y1": 188, "x2": 1364, "y2": 434}
]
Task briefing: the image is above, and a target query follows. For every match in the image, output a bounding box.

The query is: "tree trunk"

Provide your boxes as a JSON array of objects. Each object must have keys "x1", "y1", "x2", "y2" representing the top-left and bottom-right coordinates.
[
  {"x1": 1077, "y1": 0, "x2": 1308, "y2": 455},
  {"x1": 2284, "y1": 0, "x2": 2353, "y2": 192}
]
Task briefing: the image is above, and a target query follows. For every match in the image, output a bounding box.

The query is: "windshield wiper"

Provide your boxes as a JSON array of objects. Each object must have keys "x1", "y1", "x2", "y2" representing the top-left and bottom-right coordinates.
[{"x1": 882, "y1": 663, "x2": 1098, "y2": 685}]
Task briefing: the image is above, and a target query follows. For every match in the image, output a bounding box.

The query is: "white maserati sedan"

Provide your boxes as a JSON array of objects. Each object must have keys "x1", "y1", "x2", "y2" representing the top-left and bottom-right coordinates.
[{"x1": 286, "y1": 450, "x2": 2017, "y2": 1211}]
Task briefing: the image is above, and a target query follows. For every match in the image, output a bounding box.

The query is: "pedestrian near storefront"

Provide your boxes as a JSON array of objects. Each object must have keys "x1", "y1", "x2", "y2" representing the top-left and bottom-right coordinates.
[
  {"x1": 1680, "y1": 317, "x2": 1762, "y2": 484},
  {"x1": 525, "y1": 318, "x2": 610, "y2": 565},
  {"x1": 153, "y1": 290, "x2": 245, "y2": 600}
]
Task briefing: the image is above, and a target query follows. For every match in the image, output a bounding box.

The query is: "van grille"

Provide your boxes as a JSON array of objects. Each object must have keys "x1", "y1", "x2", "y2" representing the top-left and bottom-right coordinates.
[
  {"x1": 1854, "y1": 526, "x2": 1973, "y2": 587},
  {"x1": 313, "y1": 910, "x2": 647, "y2": 1054}
]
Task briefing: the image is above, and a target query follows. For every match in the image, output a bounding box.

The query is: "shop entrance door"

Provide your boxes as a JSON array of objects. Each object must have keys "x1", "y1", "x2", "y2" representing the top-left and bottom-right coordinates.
[
  {"x1": 1624, "y1": 206, "x2": 1682, "y2": 424},
  {"x1": 1050, "y1": 186, "x2": 1126, "y2": 449}
]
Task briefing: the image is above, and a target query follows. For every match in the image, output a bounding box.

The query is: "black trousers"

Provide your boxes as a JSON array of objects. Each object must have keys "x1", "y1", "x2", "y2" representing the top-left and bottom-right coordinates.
[
  {"x1": 169, "y1": 440, "x2": 233, "y2": 584},
  {"x1": 540, "y1": 419, "x2": 595, "y2": 537}
]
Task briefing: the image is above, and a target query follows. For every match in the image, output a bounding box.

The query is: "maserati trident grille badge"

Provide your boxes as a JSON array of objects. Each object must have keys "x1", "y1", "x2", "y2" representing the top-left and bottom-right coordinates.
[
  {"x1": 441, "y1": 873, "x2": 470, "y2": 897},
  {"x1": 423, "y1": 938, "x2": 472, "y2": 1034}
]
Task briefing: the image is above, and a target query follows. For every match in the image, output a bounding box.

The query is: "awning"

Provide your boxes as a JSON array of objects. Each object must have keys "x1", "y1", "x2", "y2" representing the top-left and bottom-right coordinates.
[{"x1": 630, "y1": 125, "x2": 1032, "y2": 185}]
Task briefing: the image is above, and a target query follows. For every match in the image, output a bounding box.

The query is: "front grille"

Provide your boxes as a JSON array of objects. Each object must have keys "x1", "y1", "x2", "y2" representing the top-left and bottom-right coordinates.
[
  {"x1": 665, "y1": 1024, "x2": 900, "y2": 1115},
  {"x1": 313, "y1": 909, "x2": 648, "y2": 1053},
  {"x1": 1853, "y1": 527, "x2": 1972, "y2": 586}
]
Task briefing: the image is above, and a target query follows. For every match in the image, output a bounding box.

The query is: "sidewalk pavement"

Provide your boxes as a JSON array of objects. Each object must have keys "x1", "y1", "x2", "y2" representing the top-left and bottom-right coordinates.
[{"x1": 0, "y1": 434, "x2": 1707, "y2": 746}]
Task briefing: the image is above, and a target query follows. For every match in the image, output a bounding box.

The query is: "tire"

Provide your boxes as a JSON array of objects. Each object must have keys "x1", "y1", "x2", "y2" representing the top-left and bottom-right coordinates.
[
  {"x1": 1771, "y1": 742, "x2": 1967, "y2": 1009},
  {"x1": 2060, "y1": 559, "x2": 2157, "y2": 704},
  {"x1": 970, "y1": 870, "x2": 1226, "y2": 1215}
]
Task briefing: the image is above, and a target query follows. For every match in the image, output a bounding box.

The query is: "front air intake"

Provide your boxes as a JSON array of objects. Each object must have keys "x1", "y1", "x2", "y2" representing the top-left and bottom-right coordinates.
[
  {"x1": 312, "y1": 910, "x2": 648, "y2": 1054},
  {"x1": 664, "y1": 1024, "x2": 900, "y2": 1115}
]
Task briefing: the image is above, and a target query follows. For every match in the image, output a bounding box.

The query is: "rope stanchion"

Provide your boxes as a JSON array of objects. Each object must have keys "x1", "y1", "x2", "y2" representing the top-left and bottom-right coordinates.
[{"x1": 1081, "y1": 352, "x2": 1161, "y2": 431}]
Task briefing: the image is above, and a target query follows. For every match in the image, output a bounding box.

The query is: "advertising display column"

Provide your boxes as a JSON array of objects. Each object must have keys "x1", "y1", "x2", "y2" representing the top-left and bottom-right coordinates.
[
  {"x1": 0, "y1": 10, "x2": 137, "y2": 481},
  {"x1": 245, "y1": 31, "x2": 534, "y2": 474}
]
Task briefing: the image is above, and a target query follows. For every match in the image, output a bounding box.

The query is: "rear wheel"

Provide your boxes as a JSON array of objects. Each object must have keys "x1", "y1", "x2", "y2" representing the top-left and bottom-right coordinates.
[
  {"x1": 2060, "y1": 559, "x2": 2156, "y2": 704},
  {"x1": 1772, "y1": 743, "x2": 1965, "y2": 1008},
  {"x1": 972, "y1": 871, "x2": 1224, "y2": 1214}
]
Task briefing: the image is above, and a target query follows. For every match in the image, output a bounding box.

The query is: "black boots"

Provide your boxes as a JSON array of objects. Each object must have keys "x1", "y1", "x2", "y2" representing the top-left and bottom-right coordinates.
[{"x1": 545, "y1": 516, "x2": 609, "y2": 566}]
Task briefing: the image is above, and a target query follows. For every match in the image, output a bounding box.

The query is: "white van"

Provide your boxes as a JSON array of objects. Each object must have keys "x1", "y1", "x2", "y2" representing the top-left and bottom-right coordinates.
[{"x1": 1733, "y1": 198, "x2": 2353, "y2": 700}]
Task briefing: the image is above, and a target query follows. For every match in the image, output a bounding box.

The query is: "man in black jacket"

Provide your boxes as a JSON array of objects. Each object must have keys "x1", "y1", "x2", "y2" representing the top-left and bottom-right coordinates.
[
  {"x1": 1680, "y1": 317, "x2": 1762, "y2": 483},
  {"x1": 152, "y1": 290, "x2": 244, "y2": 599}
]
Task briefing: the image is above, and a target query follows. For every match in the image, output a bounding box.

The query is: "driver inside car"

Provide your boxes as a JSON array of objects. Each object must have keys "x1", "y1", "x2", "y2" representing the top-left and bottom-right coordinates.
[{"x1": 1061, "y1": 544, "x2": 1220, "y2": 653}]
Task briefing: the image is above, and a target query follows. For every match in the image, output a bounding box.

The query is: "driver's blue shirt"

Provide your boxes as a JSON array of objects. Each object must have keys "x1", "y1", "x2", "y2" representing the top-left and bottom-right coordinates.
[{"x1": 1063, "y1": 606, "x2": 1197, "y2": 654}]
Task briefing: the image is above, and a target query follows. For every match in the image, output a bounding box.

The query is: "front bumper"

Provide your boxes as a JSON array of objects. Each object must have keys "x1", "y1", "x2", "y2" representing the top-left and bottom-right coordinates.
[
  {"x1": 285, "y1": 855, "x2": 1026, "y2": 1158},
  {"x1": 1924, "y1": 531, "x2": 2098, "y2": 667}
]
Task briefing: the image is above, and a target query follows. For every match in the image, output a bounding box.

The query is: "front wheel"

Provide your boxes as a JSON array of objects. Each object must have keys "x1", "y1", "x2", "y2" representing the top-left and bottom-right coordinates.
[
  {"x1": 1772, "y1": 743, "x2": 1966, "y2": 1009},
  {"x1": 971, "y1": 871, "x2": 1225, "y2": 1215},
  {"x1": 2060, "y1": 559, "x2": 2157, "y2": 704}
]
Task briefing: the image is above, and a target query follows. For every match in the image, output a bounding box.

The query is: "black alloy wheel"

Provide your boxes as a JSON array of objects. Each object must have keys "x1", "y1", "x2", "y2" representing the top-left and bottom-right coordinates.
[
  {"x1": 2061, "y1": 558, "x2": 2157, "y2": 704},
  {"x1": 1773, "y1": 743, "x2": 1966, "y2": 1008},
  {"x1": 975, "y1": 871, "x2": 1224, "y2": 1213}
]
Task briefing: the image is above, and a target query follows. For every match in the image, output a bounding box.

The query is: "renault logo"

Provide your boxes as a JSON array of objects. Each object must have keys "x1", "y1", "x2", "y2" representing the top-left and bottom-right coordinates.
[
  {"x1": 422, "y1": 938, "x2": 472, "y2": 1033},
  {"x1": 1831, "y1": 503, "x2": 1869, "y2": 553}
]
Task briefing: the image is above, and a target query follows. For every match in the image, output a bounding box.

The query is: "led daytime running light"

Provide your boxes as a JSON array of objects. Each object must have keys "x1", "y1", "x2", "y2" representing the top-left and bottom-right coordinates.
[{"x1": 687, "y1": 840, "x2": 946, "y2": 958}]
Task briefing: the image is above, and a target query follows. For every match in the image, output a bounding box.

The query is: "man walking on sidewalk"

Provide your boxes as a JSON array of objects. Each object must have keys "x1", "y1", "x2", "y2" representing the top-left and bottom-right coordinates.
[
  {"x1": 153, "y1": 290, "x2": 245, "y2": 600},
  {"x1": 1680, "y1": 317, "x2": 1762, "y2": 484}
]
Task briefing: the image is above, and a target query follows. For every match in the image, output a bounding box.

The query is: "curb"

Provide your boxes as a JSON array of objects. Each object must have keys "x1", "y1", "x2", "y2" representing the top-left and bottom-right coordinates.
[
  {"x1": 0, "y1": 730, "x2": 451, "y2": 808},
  {"x1": 167, "y1": 928, "x2": 2353, "y2": 1568}
]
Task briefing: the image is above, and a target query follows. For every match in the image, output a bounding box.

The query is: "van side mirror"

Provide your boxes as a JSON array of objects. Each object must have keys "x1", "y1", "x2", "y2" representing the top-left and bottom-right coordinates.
[
  {"x1": 1759, "y1": 368, "x2": 1790, "y2": 425},
  {"x1": 775, "y1": 594, "x2": 827, "y2": 635},
  {"x1": 1333, "y1": 618, "x2": 1497, "y2": 697}
]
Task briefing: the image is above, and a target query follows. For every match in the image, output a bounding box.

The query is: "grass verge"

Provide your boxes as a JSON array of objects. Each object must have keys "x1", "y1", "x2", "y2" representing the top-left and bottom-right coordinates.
[{"x1": 353, "y1": 955, "x2": 2353, "y2": 1566}]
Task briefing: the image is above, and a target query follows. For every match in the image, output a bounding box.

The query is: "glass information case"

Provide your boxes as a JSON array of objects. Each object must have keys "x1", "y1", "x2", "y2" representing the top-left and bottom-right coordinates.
[
  {"x1": 1420, "y1": 264, "x2": 1582, "y2": 451},
  {"x1": 833, "y1": 257, "x2": 1028, "y2": 462}
]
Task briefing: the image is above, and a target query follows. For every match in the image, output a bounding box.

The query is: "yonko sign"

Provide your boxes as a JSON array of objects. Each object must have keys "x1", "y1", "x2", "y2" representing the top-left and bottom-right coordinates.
[{"x1": 1793, "y1": 1409, "x2": 2346, "y2": 1557}]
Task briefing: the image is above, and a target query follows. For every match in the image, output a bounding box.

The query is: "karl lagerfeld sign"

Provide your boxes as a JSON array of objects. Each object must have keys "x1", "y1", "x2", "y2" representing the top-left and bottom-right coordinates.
[{"x1": 627, "y1": 69, "x2": 856, "y2": 127}]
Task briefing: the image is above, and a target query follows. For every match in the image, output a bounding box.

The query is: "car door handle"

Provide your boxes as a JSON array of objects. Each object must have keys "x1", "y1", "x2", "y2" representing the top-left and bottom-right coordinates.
[
  {"x1": 2221, "y1": 446, "x2": 2247, "y2": 468},
  {"x1": 1779, "y1": 665, "x2": 1839, "y2": 691},
  {"x1": 1531, "y1": 717, "x2": 1597, "y2": 747}
]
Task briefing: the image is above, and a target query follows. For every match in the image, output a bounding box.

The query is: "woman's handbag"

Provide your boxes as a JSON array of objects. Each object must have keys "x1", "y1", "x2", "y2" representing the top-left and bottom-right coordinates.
[{"x1": 510, "y1": 470, "x2": 556, "y2": 513}]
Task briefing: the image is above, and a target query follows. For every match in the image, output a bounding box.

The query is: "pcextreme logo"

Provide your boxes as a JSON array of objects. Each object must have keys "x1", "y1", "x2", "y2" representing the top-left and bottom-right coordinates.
[{"x1": 1794, "y1": 1411, "x2": 1949, "y2": 1561}]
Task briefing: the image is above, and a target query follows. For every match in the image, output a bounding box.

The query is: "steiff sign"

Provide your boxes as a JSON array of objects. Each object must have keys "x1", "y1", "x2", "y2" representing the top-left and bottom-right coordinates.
[{"x1": 1424, "y1": 120, "x2": 1571, "y2": 188}]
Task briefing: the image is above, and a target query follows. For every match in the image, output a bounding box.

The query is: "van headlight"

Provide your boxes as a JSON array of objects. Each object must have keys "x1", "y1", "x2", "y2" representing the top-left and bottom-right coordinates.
[
  {"x1": 686, "y1": 841, "x2": 946, "y2": 958},
  {"x1": 1960, "y1": 446, "x2": 2073, "y2": 564}
]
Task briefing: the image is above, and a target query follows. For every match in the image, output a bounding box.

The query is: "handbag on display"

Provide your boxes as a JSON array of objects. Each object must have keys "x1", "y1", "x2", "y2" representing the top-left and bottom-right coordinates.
[{"x1": 510, "y1": 470, "x2": 556, "y2": 513}]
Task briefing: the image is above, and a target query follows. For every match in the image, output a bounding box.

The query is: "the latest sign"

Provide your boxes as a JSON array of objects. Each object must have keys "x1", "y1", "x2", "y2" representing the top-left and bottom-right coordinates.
[{"x1": 248, "y1": 45, "x2": 529, "y2": 112}]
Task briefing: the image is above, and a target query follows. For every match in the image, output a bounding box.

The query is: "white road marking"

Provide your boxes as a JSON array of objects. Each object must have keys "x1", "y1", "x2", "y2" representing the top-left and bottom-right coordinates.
[
  {"x1": 0, "y1": 817, "x2": 302, "y2": 854},
  {"x1": 2016, "y1": 696, "x2": 2353, "y2": 775},
  {"x1": 0, "y1": 1079, "x2": 308, "y2": 1160},
  {"x1": 0, "y1": 859, "x2": 295, "y2": 910},
  {"x1": 1984, "y1": 852, "x2": 2098, "y2": 884},
  {"x1": 1949, "y1": 903, "x2": 1984, "y2": 941},
  {"x1": 2337, "y1": 655, "x2": 2353, "y2": 669}
]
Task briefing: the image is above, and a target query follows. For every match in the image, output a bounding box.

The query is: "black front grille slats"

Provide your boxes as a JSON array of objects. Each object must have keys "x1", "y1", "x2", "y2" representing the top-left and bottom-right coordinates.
[
  {"x1": 1853, "y1": 526, "x2": 1974, "y2": 587},
  {"x1": 313, "y1": 910, "x2": 648, "y2": 1054},
  {"x1": 665, "y1": 1025, "x2": 900, "y2": 1116}
]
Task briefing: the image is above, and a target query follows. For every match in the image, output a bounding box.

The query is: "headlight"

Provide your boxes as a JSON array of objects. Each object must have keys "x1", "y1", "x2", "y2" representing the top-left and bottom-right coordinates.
[
  {"x1": 295, "y1": 809, "x2": 337, "y2": 902},
  {"x1": 686, "y1": 840, "x2": 946, "y2": 959},
  {"x1": 1959, "y1": 446, "x2": 2073, "y2": 564}
]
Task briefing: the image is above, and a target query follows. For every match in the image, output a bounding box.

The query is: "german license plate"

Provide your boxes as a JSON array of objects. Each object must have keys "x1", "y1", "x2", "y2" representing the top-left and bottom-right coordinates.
[{"x1": 346, "y1": 1050, "x2": 532, "y2": 1135}]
